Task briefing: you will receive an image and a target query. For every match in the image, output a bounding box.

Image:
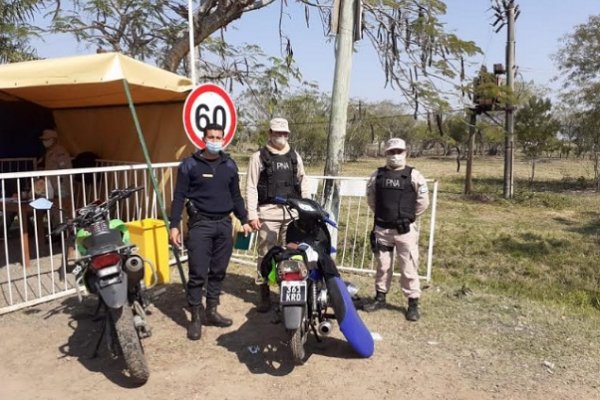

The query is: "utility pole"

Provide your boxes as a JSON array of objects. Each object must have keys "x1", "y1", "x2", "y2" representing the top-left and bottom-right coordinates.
[
  {"x1": 492, "y1": 0, "x2": 518, "y2": 199},
  {"x1": 464, "y1": 109, "x2": 477, "y2": 194},
  {"x1": 504, "y1": 3, "x2": 516, "y2": 199},
  {"x1": 323, "y1": 0, "x2": 356, "y2": 219},
  {"x1": 187, "y1": 0, "x2": 196, "y2": 86}
]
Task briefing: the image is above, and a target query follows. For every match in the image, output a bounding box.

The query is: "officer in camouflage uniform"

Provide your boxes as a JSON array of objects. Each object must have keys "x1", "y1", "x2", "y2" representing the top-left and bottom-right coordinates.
[
  {"x1": 246, "y1": 117, "x2": 310, "y2": 313},
  {"x1": 363, "y1": 138, "x2": 430, "y2": 321},
  {"x1": 40, "y1": 129, "x2": 72, "y2": 173},
  {"x1": 39, "y1": 129, "x2": 72, "y2": 227}
]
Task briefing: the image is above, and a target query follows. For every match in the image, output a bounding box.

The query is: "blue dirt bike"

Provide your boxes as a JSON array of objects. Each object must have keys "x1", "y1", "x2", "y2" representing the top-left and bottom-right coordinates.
[{"x1": 261, "y1": 196, "x2": 374, "y2": 364}]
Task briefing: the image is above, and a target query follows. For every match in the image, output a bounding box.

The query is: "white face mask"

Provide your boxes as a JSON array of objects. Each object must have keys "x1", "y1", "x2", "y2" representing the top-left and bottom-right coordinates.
[
  {"x1": 271, "y1": 136, "x2": 287, "y2": 148},
  {"x1": 386, "y1": 153, "x2": 406, "y2": 169},
  {"x1": 42, "y1": 139, "x2": 54, "y2": 148}
]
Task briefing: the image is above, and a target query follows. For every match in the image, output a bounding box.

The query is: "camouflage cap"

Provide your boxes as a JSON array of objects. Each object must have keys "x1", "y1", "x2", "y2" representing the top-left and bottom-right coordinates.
[
  {"x1": 384, "y1": 138, "x2": 406, "y2": 152},
  {"x1": 269, "y1": 118, "x2": 290, "y2": 133}
]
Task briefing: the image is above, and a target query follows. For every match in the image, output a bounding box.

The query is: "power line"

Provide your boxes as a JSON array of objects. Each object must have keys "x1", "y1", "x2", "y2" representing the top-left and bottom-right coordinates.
[{"x1": 238, "y1": 106, "x2": 471, "y2": 130}]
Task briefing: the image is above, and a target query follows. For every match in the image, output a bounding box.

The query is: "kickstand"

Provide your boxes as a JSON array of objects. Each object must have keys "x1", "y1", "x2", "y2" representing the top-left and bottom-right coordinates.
[
  {"x1": 91, "y1": 298, "x2": 105, "y2": 322},
  {"x1": 91, "y1": 316, "x2": 109, "y2": 359}
]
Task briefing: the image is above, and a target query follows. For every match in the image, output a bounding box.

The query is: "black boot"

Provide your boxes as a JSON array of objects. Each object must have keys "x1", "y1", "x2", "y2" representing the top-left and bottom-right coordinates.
[
  {"x1": 363, "y1": 291, "x2": 386, "y2": 312},
  {"x1": 256, "y1": 284, "x2": 272, "y2": 313},
  {"x1": 406, "y1": 298, "x2": 420, "y2": 322},
  {"x1": 205, "y1": 299, "x2": 233, "y2": 327},
  {"x1": 187, "y1": 305, "x2": 203, "y2": 340}
]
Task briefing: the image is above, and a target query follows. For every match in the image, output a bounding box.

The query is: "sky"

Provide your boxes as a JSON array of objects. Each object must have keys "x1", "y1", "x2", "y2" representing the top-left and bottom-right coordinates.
[{"x1": 32, "y1": 1, "x2": 599, "y2": 105}]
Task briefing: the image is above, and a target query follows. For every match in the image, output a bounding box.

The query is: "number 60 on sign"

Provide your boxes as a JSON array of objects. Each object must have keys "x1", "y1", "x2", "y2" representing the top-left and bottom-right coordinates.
[{"x1": 182, "y1": 83, "x2": 237, "y2": 150}]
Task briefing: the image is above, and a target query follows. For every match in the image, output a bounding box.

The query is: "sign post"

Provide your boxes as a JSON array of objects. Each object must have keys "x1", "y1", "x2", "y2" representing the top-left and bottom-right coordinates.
[{"x1": 182, "y1": 83, "x2": 237, "y2": 149}]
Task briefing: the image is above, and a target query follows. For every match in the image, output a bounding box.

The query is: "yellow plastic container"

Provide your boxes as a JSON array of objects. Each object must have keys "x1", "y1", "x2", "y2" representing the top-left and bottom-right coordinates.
[{"x1": 126, "y1": 218, "x2": 170, "y2": 287}]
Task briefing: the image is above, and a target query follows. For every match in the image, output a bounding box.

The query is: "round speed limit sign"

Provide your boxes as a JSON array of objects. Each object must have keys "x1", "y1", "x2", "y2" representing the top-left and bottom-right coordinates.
[{"x1": 182, "y1": 83, "x2": 237, "y2": 149}]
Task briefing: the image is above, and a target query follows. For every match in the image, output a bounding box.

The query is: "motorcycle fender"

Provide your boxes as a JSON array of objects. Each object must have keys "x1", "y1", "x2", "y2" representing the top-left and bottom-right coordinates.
[
  {"x1": 327, "y1": 276, "x2": 375, "y2": 358},
  {"x1": 282, "y1": 305, "x2": 304, "y2": 330},
  {"x1": 95, "y1": 271, "x2": 128, "y2": 308}
]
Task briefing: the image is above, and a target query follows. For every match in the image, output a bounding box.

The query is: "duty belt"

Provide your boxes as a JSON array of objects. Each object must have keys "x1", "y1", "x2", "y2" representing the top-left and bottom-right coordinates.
[{"x1": 195, "y1": 212, "x2": 230, "y2": 221}]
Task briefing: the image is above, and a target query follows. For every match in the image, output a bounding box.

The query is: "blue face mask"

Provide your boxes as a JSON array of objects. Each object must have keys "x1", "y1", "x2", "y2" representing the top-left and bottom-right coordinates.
[{"x1": 205, "y1": 141, "x2": 223, "y2": 154}]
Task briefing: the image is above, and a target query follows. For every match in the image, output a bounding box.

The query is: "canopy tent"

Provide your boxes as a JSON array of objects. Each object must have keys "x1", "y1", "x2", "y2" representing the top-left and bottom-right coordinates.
[
  {"x1": 0, "y1": 52, "x2": 192, "y2": 285},
  {"x1": 0, "y1": 52, "x2": 195, "y2": 162}
]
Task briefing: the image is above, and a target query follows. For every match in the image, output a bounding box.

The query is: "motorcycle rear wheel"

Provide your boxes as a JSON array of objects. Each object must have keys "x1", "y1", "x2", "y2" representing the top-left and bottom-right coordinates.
[
  {"x1": 109, "y1": 305, "x2": 150, "y2": 384},
  {"x1": 287, "y1": 327, "x2": 307, "y2": 365}
]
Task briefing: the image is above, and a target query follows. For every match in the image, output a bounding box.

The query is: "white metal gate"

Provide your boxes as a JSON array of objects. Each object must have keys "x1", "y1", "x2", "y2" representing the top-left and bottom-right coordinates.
[{"x1": 0, "y1": 162, "x2": 438, "y2": 314}]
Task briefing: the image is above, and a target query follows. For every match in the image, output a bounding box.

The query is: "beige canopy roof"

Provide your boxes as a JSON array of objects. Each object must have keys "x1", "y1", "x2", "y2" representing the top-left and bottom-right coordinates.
[{"x1": 0, "y1": 52, "x2": 193, "y2": 109}]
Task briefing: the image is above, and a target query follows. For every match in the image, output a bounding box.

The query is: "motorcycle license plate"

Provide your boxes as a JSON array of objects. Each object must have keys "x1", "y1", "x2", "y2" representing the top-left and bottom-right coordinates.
[{"x1": 280, "y1": 281, "x2": 307, "y2": 305}]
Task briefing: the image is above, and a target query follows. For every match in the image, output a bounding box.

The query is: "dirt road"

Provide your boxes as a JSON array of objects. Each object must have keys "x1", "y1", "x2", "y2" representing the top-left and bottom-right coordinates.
[{"x1": 1, "y1": 265, "x2": 598, "y2": 400}]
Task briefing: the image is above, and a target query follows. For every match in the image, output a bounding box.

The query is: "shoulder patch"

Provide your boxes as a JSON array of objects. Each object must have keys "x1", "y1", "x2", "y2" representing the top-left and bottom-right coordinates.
[{"x1": 419, "y1": 185, "x2": 429, "y2": 194}]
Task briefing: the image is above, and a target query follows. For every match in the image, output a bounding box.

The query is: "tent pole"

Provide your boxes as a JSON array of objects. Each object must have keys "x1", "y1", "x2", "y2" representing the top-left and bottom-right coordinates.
[{"x1": 121, "y1": 79, "x2": 188, "y2": 288}]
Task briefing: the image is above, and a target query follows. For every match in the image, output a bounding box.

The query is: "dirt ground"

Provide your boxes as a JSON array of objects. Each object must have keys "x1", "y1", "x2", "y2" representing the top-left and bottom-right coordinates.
[{"x1": 1, "y1": 264, "x2": 599, "y2": 400}]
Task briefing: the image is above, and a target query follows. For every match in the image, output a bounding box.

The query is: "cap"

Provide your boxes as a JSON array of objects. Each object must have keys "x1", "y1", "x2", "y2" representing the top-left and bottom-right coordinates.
[
  {"x1": 40, "y1": 129, "x2": 58, "y2": 140},
  {"x1": 269, "y1": 118, "x2": 290, "y2": 133},
  {"x1": 384, "y1": 138, "x2": 406, "y2": 152}
]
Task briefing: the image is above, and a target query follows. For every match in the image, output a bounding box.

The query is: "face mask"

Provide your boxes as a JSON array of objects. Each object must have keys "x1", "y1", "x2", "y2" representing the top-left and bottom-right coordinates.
[
  {"x1": 205, "y1": 141, "x2": 223, "y2": 154},
  {"x1": 386, "y1": 153, "x2": 406, "y2": 169},
  {"x1": 271, "y1": 136, "x2": 287, "y2": 148},
  {"x1": 42, "y1": 139, "x2": 54, "y2": 148}
]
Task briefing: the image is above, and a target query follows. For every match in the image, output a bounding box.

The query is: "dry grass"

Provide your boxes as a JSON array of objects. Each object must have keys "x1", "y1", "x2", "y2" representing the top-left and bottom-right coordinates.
[
  {"x1": 235, "y1": 152, "x2": 600, "y2": 311},
  {"x1": 233, "y1": 152, "x2": 600, "y2": 394}
]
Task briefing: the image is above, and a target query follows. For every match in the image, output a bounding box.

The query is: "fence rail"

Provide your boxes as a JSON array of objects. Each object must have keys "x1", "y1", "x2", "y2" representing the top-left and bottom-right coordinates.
[{"x1": 0, "y1": 162, "x2": 438, "y2": 314}]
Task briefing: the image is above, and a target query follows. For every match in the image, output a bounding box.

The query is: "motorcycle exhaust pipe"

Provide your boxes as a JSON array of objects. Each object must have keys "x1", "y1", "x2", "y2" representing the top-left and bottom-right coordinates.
[
  {"x1": 317, "y1": 320, "x2": 332, "y2": 336},
  {"x1": 124, "y1": 255, "x2": 144, "y2": 284}
]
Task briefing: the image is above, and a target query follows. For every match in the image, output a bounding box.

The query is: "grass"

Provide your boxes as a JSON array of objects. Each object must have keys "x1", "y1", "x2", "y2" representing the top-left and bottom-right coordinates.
[
  {"x1": 418, "y1": 156, "x2": 600, "y2": 312},
  {"x1": 230, "y1": 151, "x2": 600, "y2": 393},
  {"x1": 236, "y1": 151, "x2": 600, "y2": 312},
  {"x1": 233, "y1": 148, "x2": 600, "y2": 310}
]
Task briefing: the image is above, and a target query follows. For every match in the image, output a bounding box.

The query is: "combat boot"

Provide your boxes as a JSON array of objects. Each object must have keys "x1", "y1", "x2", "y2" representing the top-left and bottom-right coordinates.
[
  {"x1": 187, "y1": 305, "x2": 203, "y2": 340},
  {"x1": 363, "y1": 291, "x2": 386, "y2": 312},
  {"x1": 205, "y1": 299, "x2": 233, "y2": 327},
  {"x1": 406, "y1": 298, "x2": 420, "y2": 322},
  {"x1": 256, "y1": 283, "x2": 272, "y2": 313}
]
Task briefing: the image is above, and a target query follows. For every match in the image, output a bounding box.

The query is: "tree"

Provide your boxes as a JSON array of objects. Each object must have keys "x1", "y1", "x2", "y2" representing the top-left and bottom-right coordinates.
[
  {"x1": 47, "y1": 1, "x2": 480, "y2": 107},
  {"x1": 344, "y1": 100, "x2": 417, "y2": 157},
  {"x1": 555, "y1": 15, "x2": 600, "y2": 189},
  {"x1": 555, "y1": 14, "x2": 600, "y2": 107},
  {"x1": 443, "y1": 114, "x2": 469, "y2": 171},
  {"x1": 46, "y1": 0, "x2": 481, "y2": 199},
  {"x1": 0, "y1": 0, "x2": 41, "y2": 62},
  {"x1": 515, "y1": 96, "x2": 559, "y2": 184}
]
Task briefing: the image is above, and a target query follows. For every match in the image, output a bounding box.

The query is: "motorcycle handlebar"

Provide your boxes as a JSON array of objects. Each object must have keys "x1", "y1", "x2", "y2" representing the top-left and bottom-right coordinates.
[
  {"x1": 324, "y1": 217, "x2": 337, "y2": 229},
  {"x1": 50, "y1": 222, "x2": 69, "y2": 236},
  {"x1": 274, "y1": 196, "x2": 337, "y2": 229},
  {"x1": 109, "y1": 186, "x2": 143, "y2": 200},
  {"x1": 104, "y1": 186, "x2": 143, "y2": 207},
  {"x1": 53, "y1": 186, "x2": 144, "y2": 233},
  {"x1": 50, "y1": 218, "x2": 81, "y2": 236}
]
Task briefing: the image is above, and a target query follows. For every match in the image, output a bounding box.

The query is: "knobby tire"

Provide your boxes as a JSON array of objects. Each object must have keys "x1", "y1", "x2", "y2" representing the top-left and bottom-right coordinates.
[
  {"x1": 288, "y1": 327, "x2": 306, "y2": 365},
  {"x1": 110, "y1": 305, "x2": 149, "y2": 384}
]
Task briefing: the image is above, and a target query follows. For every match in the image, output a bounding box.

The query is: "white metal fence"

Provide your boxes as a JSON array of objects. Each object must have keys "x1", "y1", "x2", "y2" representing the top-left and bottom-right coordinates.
[
  {"x1": 0, "y1": 162, "x2": 438, "y2": 314},
  {"x1": 0, "y1": 157, "x2": 37, "y2": 173}
]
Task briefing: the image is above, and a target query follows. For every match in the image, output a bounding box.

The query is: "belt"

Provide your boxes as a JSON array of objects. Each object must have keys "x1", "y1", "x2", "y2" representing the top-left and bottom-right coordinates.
[{"x1": 195, "y1": 212, "x2": 230, "y2": 221}]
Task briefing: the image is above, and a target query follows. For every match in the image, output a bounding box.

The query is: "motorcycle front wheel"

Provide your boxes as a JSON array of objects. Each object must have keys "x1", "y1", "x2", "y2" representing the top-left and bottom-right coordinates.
[
  {"x1": 287, "y1": 326, "x2": 307, "y2": 365},
  {"x1": 109, "y1": 305, "x2": 150, "y2": 384}
]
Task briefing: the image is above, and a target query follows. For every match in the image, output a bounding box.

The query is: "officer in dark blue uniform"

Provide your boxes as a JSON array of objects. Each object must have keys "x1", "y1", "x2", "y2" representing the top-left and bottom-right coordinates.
[{"x1": 169, "y1": 123, "x2": 252, "y2": 341}]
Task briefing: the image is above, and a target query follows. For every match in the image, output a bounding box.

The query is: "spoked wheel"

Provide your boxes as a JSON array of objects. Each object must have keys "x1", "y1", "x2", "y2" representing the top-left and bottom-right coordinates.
[
  {"x1": 109, "y1": 306, "x2": 150, "y2": 384},
  {"x1": 287, "y1": 323, "x2": 308, "y2": 365}
]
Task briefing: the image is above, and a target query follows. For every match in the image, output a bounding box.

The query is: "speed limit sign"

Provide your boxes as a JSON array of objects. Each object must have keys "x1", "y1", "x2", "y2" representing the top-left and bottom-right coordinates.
[{"x1": 182, "y1": 83, "x2": 237, "y2": 149}]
